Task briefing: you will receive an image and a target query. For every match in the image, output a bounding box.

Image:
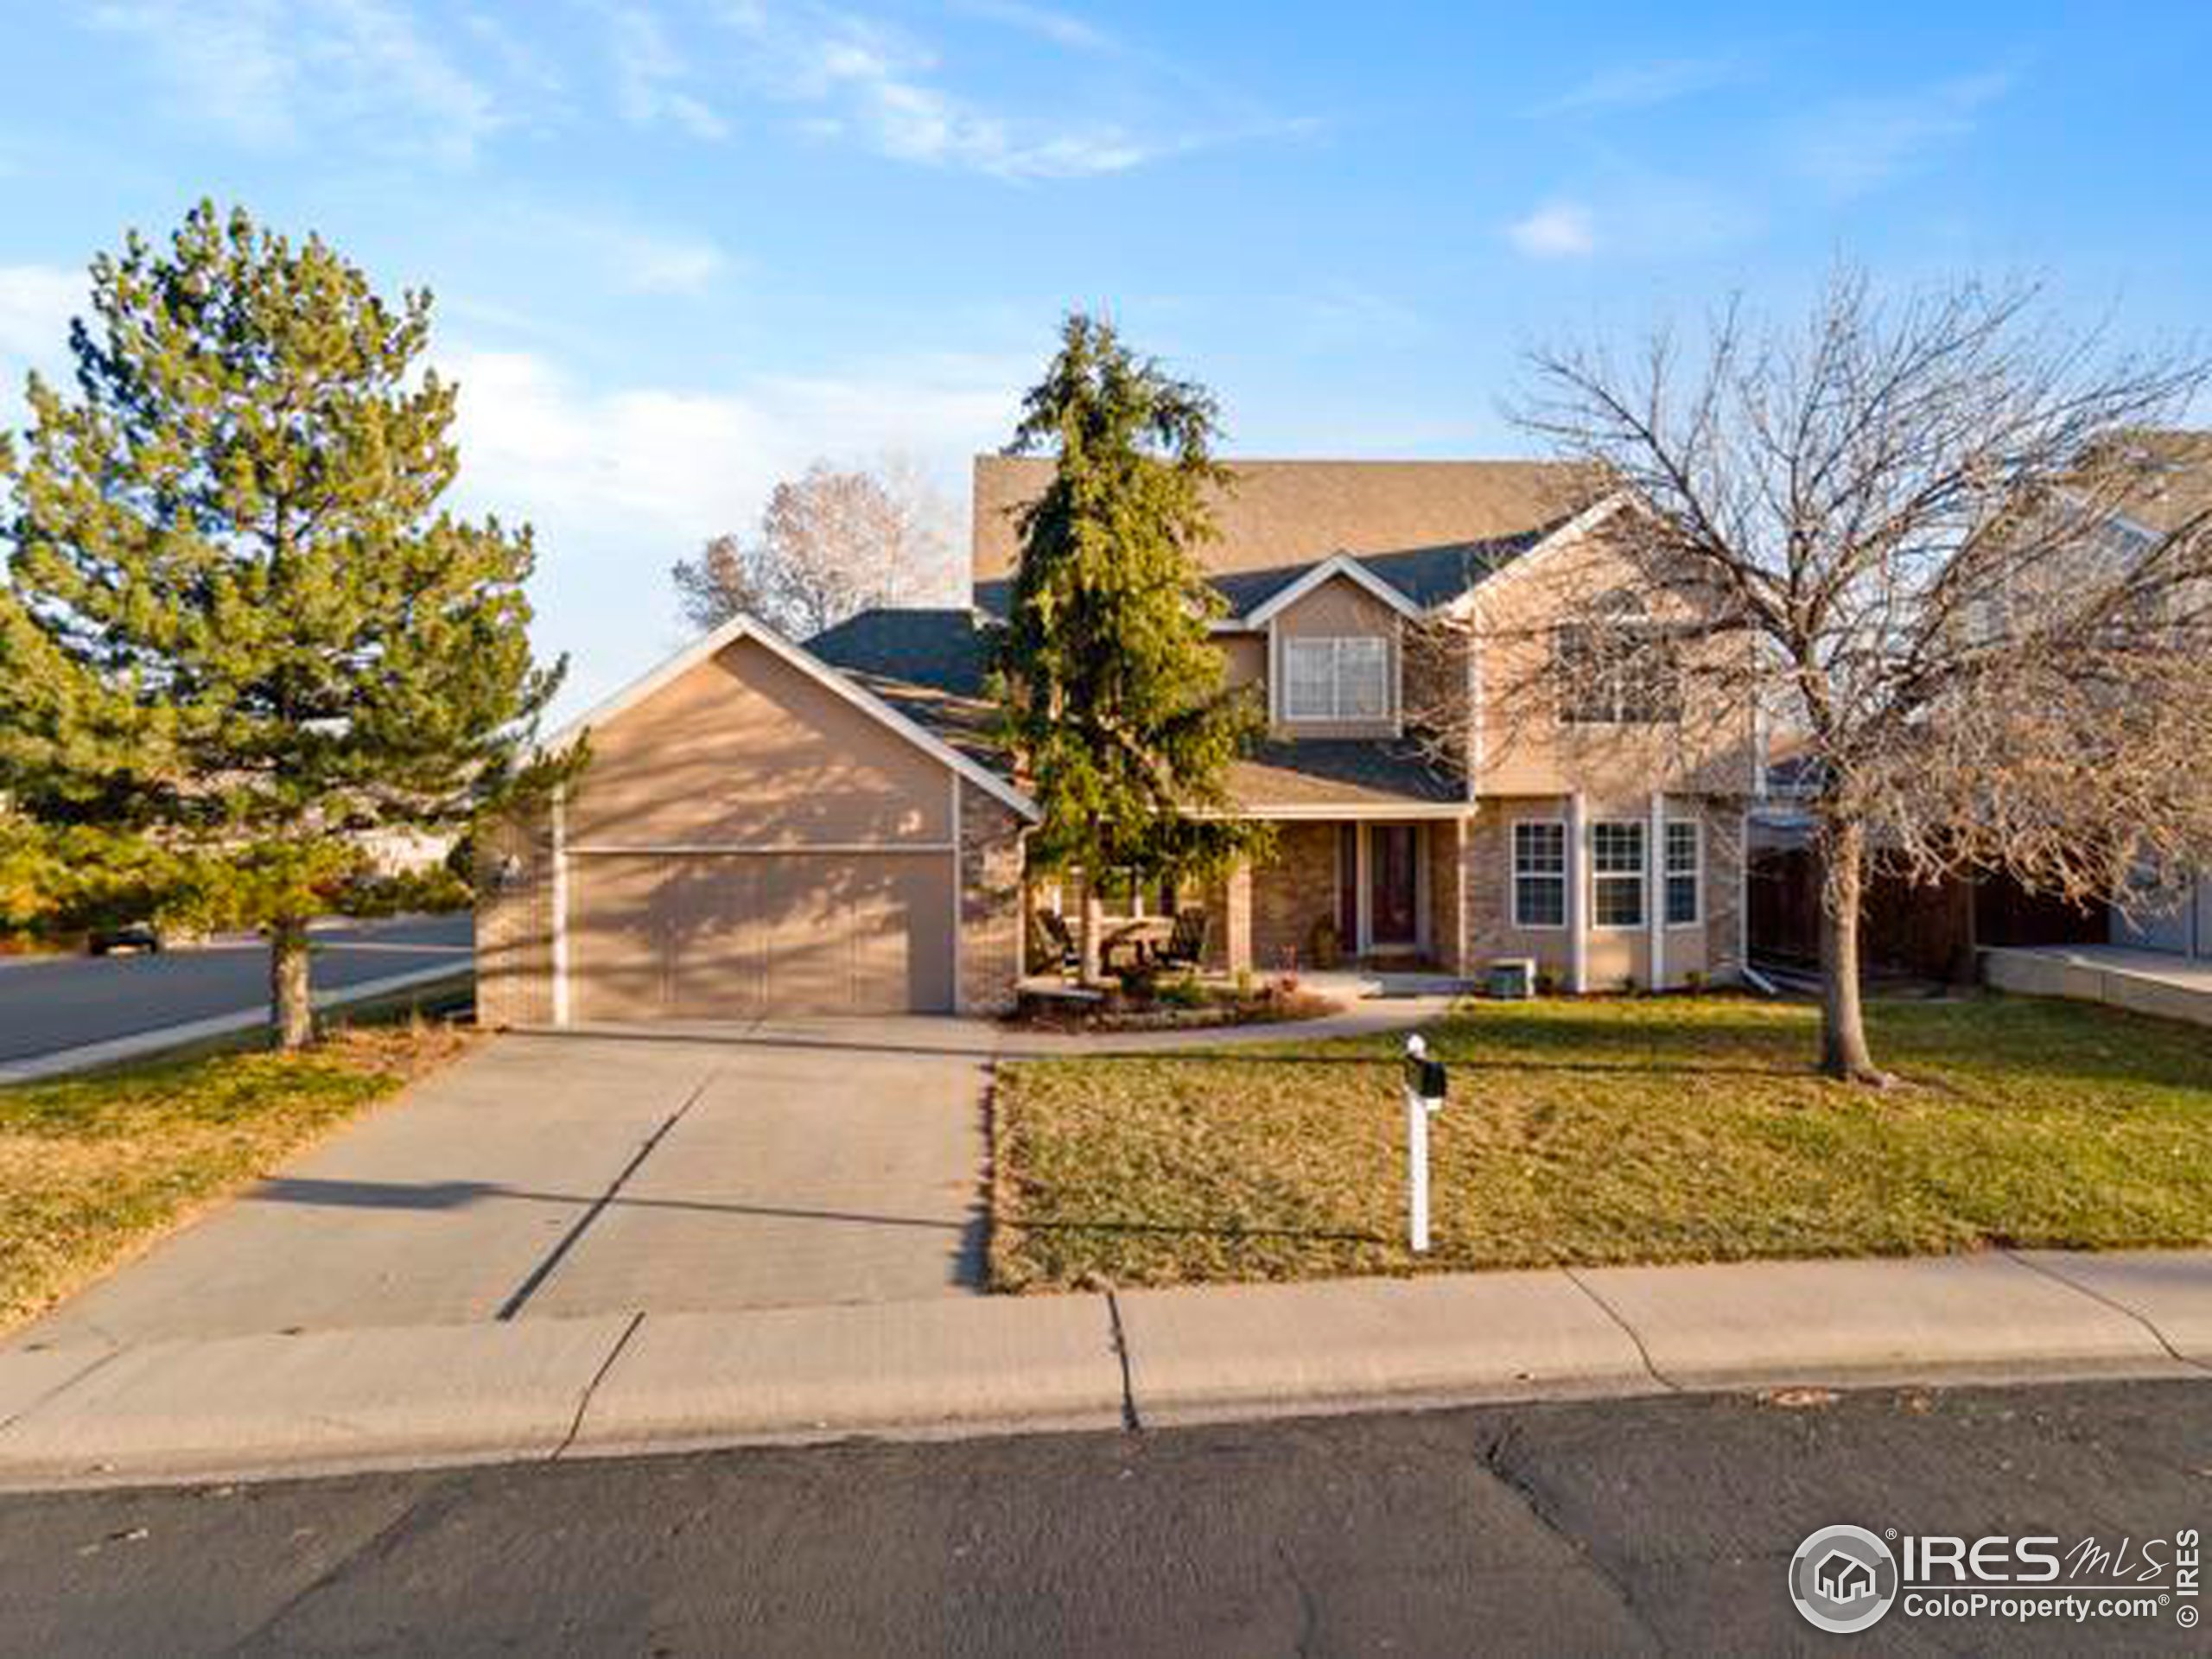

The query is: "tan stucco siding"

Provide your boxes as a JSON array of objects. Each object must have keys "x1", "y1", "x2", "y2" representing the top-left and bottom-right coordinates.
[
  {"x1": 1216, "y1": 632, "x2": 1267, "y2": 693},
  {"x1": 1469, "y1": 526, "x2": 1757, "y2": 798},
  {"x1": 568, "y1": 637, "x2": 953, "y2": 848},
  {"x1": 1269, "y1": 575, "x2": 1402, "y2": 740}
]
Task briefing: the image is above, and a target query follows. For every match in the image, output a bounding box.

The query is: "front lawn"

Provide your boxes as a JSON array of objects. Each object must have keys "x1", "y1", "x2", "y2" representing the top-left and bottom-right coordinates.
[
  {"x1": 988, "y1": 994, "x2": 2212, "y2": 1292},
  {"x1": 0, "y1": 1021, "x2": 470, "y2": 1332}
]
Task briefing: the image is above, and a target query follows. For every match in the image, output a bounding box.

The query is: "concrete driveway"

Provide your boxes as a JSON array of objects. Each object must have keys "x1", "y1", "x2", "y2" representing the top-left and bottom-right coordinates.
[{"x1": 11, "y1": 1021, "x2": 995, "y2": 1351}]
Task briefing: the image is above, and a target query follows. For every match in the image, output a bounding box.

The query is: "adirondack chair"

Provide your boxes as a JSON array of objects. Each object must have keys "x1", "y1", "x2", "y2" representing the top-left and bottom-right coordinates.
[
  {"x1": 1033, "y1": 906, "x2": 1080, "y2": 976},
  {"x1": 1154, "y1": 907, "x2": 1211, "y2": 971}
]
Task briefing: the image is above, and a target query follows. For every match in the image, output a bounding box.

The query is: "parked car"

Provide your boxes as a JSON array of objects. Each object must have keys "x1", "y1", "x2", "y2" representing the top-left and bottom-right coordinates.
[{"x1": 88, "y1": 921, "x2": 163, "y2": 956}]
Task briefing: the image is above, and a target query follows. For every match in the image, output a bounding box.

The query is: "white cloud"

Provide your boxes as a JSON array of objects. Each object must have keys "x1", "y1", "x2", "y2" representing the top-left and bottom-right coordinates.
[
  {"x1": 1790, "y1": 67, "x2": 2016, "y2": 195},
  {"x1": 1529, "y1": 57, "x2": 1739, "y2": 117},
  {"x1": 493, "y1": 206, "x2": 734, "y2": 298},
  {"x1": 608, "y1": 3, "x2": 731, "y2": 140},
  {"x1": 721, "y1": 4, "x2": 1295, "y2": 180},
  {"x1": 439, "y1": 344, "x2": 1023, "y2": 715},
  {"x1": 951, "y1": 0, "x2": 1116, "y2": 54},
  {"x1": 0, "y1": 265, "x2": 84, "y2": 367},
  {"x1": 1507, "y1": 201, "x2": 1598, "y2": 259},
  {"x1": 87, "y1": 0, "x2": 503, "y2": 163}
]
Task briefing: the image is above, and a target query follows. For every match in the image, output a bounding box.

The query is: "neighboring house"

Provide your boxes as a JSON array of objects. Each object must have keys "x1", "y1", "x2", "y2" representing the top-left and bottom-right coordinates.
[
  {"x1": 2096, "y1": 431, "x2": 2212, "y2": 962},
  {"x1": 477, "y1": 456, "x2": 1758, "y2": 1025},
  {"x1": 1747, "y1": 429, "x2": 2212, "y2": 977}
]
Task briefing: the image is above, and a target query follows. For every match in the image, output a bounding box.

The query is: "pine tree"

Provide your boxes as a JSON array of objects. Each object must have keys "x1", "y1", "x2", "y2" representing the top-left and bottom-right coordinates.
[
  {"x1": 994, "y1": 313, "x2": 1263, "y2": 979},
  {"x1": 0, "y1": 202, "x2": 564, "y2": 1046}
]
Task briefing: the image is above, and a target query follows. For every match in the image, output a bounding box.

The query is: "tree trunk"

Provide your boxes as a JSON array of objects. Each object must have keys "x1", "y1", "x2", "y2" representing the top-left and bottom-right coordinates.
[
  {"x1": 1817, "y1": 818, "x2": 1884, "y2": 1084},
  {"x1": 270, "y1": 915, "x2": 314, "y2": 1052}
]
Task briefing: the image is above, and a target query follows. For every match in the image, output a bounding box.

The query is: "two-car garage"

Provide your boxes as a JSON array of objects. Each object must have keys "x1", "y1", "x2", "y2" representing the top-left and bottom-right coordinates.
[
  {"x1": 565, "y1": 850, "x2": 954, "y2": 1020},
  {"x1": 475, "y1": 615, "x2": 1034, "y2": 1027}
]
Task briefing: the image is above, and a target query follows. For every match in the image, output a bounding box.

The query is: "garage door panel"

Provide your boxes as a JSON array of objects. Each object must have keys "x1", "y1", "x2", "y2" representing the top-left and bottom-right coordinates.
[
  {"x1": 665, "y1": 857, "x2": 767, "y2": 1020},
  {"x1": 571, "y1": 855, "x2": 668, "y2": 1022},
  {"x1": 566, "y1": 850, "x2": 955, "y2": 1020}
]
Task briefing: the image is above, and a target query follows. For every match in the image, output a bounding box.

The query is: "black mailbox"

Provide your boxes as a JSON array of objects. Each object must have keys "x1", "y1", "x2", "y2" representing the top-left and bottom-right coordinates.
[{"x1": 1405, "y1": 1054, "x2": 1447, "y2": 1102}]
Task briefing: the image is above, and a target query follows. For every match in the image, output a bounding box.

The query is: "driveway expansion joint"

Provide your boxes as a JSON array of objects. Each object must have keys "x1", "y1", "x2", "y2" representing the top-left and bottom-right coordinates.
[{"x1": 493, "y1": 1068, "x2": 718, "y2": 1321}]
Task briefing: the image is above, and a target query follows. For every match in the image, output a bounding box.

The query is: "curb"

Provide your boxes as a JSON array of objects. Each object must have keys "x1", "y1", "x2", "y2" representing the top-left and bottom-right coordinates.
[{"x1": 0, "y1": 1249, "x2": 2205, "y2": 1493}]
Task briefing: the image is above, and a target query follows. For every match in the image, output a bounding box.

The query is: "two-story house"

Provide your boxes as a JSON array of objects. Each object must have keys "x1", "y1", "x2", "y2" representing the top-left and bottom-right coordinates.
[{"x1": 476, "y1": 457, "x2": 1757, "y2": 1027}]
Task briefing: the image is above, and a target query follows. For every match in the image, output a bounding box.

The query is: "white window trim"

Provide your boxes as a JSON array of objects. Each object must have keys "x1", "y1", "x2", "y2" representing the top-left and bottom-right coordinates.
[
  {"x1": 1510, "y1": 817, "x2": 1569, "y2": 932},
  {"x1": 1277, "y1": 633, "x2": 1395, "y2": 725},
  {"x1": 1590, "y1": 819, "x2": 1649, "y2": 931},
  {"x1": 1663, "y1": 817, "x2": 1704, "y2": 930}
]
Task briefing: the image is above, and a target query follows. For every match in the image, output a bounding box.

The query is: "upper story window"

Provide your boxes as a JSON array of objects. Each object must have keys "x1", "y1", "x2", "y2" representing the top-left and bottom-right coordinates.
[
  {"x1": 1283, "y1": 636, "x2": 1391, "y2": 722},
  {"x1": 1554, "y1": 591, "x2": 1681, "y2": 725}
]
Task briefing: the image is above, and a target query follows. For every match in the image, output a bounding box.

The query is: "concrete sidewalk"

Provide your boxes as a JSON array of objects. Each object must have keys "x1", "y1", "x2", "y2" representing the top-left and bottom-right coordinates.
[{"x1": 1, "y1": 1248, "x2": 2205, "y2": 1491}]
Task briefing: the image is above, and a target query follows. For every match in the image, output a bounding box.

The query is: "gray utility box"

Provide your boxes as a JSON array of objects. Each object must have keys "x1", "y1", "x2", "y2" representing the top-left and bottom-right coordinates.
[{"x1": 1488, "y1": 957, "x2": 1538, "y2": 1000}]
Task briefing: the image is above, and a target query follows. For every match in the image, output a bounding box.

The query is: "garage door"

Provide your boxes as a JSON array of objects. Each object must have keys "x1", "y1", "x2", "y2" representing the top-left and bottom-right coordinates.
[{"x1": 569, "y1": 852, "x2": 955, "y2": 1020}]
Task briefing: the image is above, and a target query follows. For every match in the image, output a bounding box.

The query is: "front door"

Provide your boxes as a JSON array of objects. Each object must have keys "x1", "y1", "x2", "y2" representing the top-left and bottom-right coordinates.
[{"x1": 1369, "y1": 824, "x2": 1419, "y2": 949}]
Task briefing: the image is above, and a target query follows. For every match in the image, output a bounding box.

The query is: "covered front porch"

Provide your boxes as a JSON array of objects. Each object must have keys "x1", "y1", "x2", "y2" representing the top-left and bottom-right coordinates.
[{"x1": 1198, "y1": 814, "x2": 1468, "y2": 978}]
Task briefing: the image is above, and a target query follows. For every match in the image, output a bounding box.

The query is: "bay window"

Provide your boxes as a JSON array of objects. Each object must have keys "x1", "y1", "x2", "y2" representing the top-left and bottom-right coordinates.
[{"x1": 1591, "y1": 821, "x2": 1646, "y2": 928}]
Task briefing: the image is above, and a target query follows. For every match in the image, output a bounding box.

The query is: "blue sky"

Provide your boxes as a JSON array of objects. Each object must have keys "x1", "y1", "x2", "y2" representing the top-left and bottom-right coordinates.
[{"x1": 3, "y1": 2, "x2": 2208, "y2": 718}]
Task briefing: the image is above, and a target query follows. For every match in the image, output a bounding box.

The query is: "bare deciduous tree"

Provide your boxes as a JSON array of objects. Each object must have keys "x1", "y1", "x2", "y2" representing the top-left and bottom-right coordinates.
[
  {"x1": 1417, "y1": 270, "x2": 2212, "y2": 1082},
  {"x1": 671, "y1": 456, "x2": 957, "y2": 639}
]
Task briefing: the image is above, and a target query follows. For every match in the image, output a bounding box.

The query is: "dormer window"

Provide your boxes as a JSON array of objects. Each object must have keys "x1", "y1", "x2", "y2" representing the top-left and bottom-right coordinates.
[{"x1": 1283, "y1": 636, "x2": 1390, "y2": 722}]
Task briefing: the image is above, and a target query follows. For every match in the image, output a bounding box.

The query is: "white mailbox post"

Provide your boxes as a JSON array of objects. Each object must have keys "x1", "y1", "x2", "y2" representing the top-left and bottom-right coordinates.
[{"x1": 1402, "y1": 1034, "x2": 1446, "y2": 1253}]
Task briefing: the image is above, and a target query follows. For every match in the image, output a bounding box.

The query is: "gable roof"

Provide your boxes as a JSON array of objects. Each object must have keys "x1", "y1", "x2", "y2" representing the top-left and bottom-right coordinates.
[
  {"x1": 1242, "y1": 551, "x2": 1427, "y2": 626},
  {"x1": 547, "y1": 611, "x2": 1039, "y2": 822},
  {"x1": 972, "y1": 456, "x2": 1599, "y2": 591}
]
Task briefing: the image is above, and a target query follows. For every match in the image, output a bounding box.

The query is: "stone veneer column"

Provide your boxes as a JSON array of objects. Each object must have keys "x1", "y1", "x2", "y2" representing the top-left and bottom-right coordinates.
[
  {"x1": 1429, "y1": 819, "x2": 1466, "y2": 975},
  {"x1": 1222, "y1": 857, "x2": 1254, "y2": 974},
  {"x1": 957, "y1": 782, "x2": 1026, "y2": 1014},
  {"x1": 474, "y1": 810, "x2": 556, "y2": 1028}
]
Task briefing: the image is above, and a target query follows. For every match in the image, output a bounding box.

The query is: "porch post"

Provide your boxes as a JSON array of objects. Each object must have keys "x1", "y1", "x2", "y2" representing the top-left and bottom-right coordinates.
[
  {"x1": 1223, "y1": 857, "x2": 1254, "y2": 975},
  {"x1": 1567, "y1": 791, "x2": 1588, "y2": 994},
  {"x1": 1648, "y1": 791, "x2": 1666, "y2": 992}
]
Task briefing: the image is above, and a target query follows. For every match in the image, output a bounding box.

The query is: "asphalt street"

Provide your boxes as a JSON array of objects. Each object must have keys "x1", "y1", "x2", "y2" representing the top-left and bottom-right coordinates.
[
  {"x1": 0, "y1": 914, "x2": 473, "y2": 1062},
  {"x1": 2, "y1": 1378, "x2": 2204, "y2": 1657}
]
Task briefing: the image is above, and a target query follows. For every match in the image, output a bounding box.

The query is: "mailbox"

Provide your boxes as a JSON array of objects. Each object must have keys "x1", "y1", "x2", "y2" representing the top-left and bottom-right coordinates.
[{"x1": 1406, "y1": 1053, "x2": 1447, "y2": 1103}]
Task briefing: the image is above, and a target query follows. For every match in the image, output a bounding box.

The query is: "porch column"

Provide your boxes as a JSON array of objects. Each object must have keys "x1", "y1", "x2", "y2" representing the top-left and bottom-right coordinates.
[
  {"x1": 1567, "y1": 791, "x2": 1588, "y2": 994},
  {"x1": 1648, "y1": 791, "x2": 1666, "y2": 992},
  {"x1": 1223, "y1": 858, "x2": 1254, "y2": 975},
  {"x1": 1432, "y1": 818, "x2": 1466, "y2": 976}
]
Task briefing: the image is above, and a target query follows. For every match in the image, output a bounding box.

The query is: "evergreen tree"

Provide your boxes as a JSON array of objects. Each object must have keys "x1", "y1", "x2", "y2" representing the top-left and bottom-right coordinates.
[
  {"x1": 994, "y1": 313, "x2": 1262, "y2": 979},
  {"x1": 0, "y1": 202, "x2": 564, "y2": 1046}
]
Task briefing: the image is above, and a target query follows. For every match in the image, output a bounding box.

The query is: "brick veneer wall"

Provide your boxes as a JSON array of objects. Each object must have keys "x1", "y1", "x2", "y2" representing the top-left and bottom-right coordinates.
[
  {"x1": 1703, "y1": 801, "x2": 1747, "y2": 984},
  {"x1": 1251, "y1": 822, "x2": 1338, "y2": 972},
  {"x1": 474, "y1": 808, "x2": 556, "y2": 1029},
  {"x1": 1427, "y1": 818, "x2": 1465, "y2": 973},
  {"x1": 958, "y1": 782, "x2": 1027, "y2": 1014}
]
